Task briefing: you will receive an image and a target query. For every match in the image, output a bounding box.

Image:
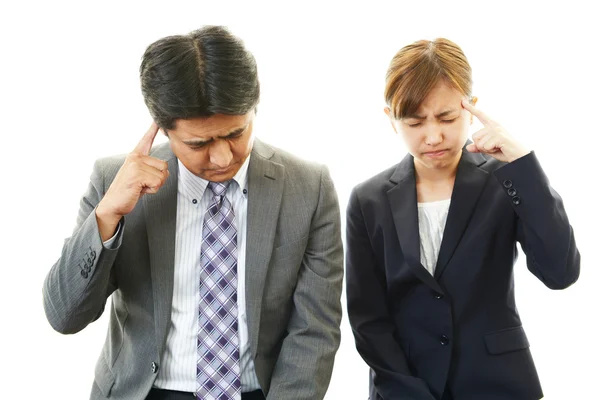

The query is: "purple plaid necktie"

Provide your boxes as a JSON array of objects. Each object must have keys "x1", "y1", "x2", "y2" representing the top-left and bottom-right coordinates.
[{"x1": 197, "y1": 181, "x2": 241, "y2": 400}]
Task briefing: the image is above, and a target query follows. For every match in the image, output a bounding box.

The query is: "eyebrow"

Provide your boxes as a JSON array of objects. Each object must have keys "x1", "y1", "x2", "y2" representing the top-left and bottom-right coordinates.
[
  {"x1": 182, "y1": 126, "x2": 247, "y2": 146},
  {"x1": 404, "y1": 109, "x2": 459, "y2": 120}
]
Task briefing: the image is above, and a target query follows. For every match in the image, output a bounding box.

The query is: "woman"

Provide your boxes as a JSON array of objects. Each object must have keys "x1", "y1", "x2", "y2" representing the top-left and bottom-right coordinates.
[{"x1": 345, "y1": 38, "x2": 580, "y2": 400}]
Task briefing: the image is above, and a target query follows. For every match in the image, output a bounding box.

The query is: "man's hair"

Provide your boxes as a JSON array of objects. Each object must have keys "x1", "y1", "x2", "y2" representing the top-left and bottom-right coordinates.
[
  {"x1": 385, "y1": 38, "x2": 472, "y2": 119},
  {"x1": 140, "y1": 25, "x2": 260, "y2": 130}
]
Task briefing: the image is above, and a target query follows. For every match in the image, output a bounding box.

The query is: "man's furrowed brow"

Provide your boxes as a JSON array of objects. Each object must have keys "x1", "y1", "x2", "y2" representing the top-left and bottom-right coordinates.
[
  {"x1": 182, "y1": 125, "x2": 248, "y2": 146},
  {"x1": 183, "y1": 138, "x2": 211, "y2": 146},
  {"x1": 222, "y1": 126, "x2": 247, "y2": 138}
]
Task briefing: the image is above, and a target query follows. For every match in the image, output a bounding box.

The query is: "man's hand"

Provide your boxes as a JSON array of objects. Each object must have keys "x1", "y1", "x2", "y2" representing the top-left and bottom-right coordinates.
[{"x1": 95, "y1": 123, "x2": 169, "y2": 241}]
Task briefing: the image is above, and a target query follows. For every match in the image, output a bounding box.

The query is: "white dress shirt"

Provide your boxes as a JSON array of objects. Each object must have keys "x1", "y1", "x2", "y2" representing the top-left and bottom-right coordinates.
[
  {"x1": 152, "y1": 155, "x2": 261, "y2": 392},
  {"x1": 417, "y1": 199, "x2": 451, "y2": 276}
]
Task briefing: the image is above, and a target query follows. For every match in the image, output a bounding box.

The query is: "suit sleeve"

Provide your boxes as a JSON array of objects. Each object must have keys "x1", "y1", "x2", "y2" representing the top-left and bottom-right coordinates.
[
  {"x1": 346, "y1": 188, "x2": 436, "y2": 400},
  {"x1": 494, "y1": 152, "x2": 580, "y2": 289},
  {"x1": 43, "y1": 159, "x2": 121, "y2": 334},
  {"x1": 266, "y1": 165, "x2": 344, "y2": 400}
]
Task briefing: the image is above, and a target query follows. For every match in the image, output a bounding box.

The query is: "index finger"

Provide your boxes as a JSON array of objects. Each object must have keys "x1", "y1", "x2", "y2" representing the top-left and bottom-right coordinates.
[
  {"x1": 461, "y1": 99, "x2": 492, "y2": 125},
  {"x1": 133, "y1": 122, "x2": 160, "y2": 155}
]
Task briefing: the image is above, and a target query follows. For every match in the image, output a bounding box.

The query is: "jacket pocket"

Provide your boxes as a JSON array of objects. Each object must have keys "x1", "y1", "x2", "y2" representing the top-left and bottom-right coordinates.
[
  {"x1": 94, "y1": 352, "x2": 116, "y2": 397},
  {"x1": 484, "y1": 325, "x2": 530, "y2": 355}
]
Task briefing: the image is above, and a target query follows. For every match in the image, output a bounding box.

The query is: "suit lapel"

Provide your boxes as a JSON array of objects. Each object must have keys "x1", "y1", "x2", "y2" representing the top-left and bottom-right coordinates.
[
  {"x1": 143, "y1": 144, "x2": 178, "y2": 357},
  {"x1": 244, "y1": 139, "x2": 285, "y2": 357},
  {"x1": 434, "y1": 150, "x2": 489, "y2": 279},
  {"x1": 387, "y1": 154, "x2": 442, "y2": 293}
]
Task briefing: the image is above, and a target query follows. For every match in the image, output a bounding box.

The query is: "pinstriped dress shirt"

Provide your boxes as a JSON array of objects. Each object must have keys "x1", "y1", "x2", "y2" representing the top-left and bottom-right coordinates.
[{"x1": 152, "y1": 154, "x2": 261, "y2": 392}]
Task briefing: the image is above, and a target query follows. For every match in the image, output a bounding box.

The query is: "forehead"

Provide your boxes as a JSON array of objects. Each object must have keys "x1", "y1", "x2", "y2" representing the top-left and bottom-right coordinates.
[
  {"x1": 417, "y1": 81, "x2": 464, "y2": 113},
  {"x1": 172, "y1": 113, "x2": 253, "y2": 139}
]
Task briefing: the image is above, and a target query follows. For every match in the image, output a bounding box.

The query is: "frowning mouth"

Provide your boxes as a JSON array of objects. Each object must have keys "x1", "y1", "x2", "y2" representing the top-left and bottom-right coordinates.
[
  {"x1": 207, "y1": 162, "x2": 239, "y2": 175},
  {"x1": 211, "y1": 167, "x2": 232, "y2": 174},
  {"x1": 423, "y1": 150, "x2": 448, "y2": 157}
]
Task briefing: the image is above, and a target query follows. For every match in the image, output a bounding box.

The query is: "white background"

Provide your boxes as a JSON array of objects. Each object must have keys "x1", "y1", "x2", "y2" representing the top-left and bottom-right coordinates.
[{"x1": 1, "y1": 1, "x2": 598, "y2": 399}]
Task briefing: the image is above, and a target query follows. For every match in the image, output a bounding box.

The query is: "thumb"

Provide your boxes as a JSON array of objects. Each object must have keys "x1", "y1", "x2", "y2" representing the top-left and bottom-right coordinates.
[{"x1": 466, "y1": 143, "x2": 480, "y2": 153}]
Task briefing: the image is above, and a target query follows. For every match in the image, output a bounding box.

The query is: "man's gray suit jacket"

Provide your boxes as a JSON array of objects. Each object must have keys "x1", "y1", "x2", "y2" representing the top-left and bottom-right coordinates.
[{"x1": 43, "y1": 139, "x2": 344, "y2": 399}]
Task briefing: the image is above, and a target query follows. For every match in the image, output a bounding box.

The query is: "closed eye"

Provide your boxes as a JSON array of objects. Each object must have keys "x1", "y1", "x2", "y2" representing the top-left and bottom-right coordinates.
[
  {"x1": 227, "y1": 131, "x2": 244, "y2": 140},
  {"x1": 188, "y1": 141, "x2": 210, "y2": 150},
  {"x1": 183, "y1": 125, "x2": 247, "y2": 150},
  {"x1": 441, "y1": 118, "x2": 458, "y2": 124}
]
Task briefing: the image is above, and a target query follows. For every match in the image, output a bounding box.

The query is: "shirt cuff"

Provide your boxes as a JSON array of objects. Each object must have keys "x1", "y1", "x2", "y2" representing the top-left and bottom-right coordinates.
[{"x1": 102, "y1": 220, "x2": 123, "y2": 249}]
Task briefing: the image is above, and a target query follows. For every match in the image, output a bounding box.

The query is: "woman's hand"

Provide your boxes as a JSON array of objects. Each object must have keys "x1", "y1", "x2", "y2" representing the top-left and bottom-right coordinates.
[{"x1": 462, "y1": 100, "x2": 530, "y2": 163}]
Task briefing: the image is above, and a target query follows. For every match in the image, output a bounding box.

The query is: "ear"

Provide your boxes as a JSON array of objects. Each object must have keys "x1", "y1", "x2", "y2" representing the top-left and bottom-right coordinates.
[
  {"x1": 469, "y1": 96, "x2": 478, "y2": 124},
  {"x1": 384, "y1": 106, "x2": 399, "y2": 134},
  {"x1": 384, "y1": 106, "x2": 392, "y2": 118}
]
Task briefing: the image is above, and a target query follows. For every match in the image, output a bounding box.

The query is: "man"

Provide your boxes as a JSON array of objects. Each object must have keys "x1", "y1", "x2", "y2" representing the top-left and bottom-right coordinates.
[{"x1": 43, "y1": 25, "x2": 343, "y2": 400}]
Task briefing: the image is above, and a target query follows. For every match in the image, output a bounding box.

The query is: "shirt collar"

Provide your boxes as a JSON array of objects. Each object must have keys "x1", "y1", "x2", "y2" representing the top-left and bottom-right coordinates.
[{"x1": 177, "y1": 155, "x2": 251, "y2": 201}]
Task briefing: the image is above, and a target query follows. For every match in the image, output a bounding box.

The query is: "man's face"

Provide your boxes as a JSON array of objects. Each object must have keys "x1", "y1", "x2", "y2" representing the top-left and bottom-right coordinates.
[{"x1": 166, "y1": 111, "x2": 255, "y2": 182}]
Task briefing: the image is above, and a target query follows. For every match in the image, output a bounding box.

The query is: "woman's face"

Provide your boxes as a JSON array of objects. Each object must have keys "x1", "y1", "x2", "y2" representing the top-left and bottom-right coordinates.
[{"x1": 386, "y1": 80, "x2": 474, "y2": 174}]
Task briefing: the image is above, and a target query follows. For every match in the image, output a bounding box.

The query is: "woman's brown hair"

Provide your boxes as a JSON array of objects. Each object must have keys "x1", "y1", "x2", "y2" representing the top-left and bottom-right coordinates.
[{"x1": 385, "y1": 38, "x2": 472, "y2": 120}]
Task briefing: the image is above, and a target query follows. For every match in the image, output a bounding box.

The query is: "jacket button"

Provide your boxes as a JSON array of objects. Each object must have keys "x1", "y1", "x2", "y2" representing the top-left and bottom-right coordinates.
[
  {"x1": 512, "y1": 196, "x2": 521, "y2": 205},
  {"x1": 433, "y1": 292, "x2": 444, "y2": 299},
  {"x1": 151, "y1": 362, "x2": 159, "y2": 373},
  {"x1": 507, "y1": 188, "x2": 517, "y2": 197},
  {"x1": 80, "y1": 270, "x2": 89, "y2": 279},
  {"x1": 503, "y1": 180, "x2": 513, "y2": 188},
  {"x1": 440, "y1": 335, "x2": 450, "y2": 346}
]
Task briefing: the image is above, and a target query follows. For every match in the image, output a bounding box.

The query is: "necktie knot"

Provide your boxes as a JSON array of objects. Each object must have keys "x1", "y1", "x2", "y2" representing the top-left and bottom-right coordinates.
[{"x1": 208, "y1": 180, "x2": 232, "y2": 198}]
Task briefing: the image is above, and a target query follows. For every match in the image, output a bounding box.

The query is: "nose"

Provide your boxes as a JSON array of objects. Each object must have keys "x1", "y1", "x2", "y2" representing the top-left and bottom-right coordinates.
[
  {"x1": 424, "y1": 122, "x2": 443, "y2": 147},
  {"x1": 209, "y1": 140, "x2": 233, "y2": 168}
]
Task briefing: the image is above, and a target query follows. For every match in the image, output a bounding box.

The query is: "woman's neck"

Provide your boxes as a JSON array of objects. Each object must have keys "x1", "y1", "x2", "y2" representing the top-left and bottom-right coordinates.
[
  {"x1": 414, "y1": 156, "x2": 460, "y2": 184},
  {"x1": 414, "y1": 155, "x2": 460, "y2": 203}
]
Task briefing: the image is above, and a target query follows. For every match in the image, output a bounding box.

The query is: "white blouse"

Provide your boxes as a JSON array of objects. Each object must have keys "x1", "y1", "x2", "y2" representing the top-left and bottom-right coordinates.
[{"x1": 417, "y1": 199, "x2": 451, "y2": 276}]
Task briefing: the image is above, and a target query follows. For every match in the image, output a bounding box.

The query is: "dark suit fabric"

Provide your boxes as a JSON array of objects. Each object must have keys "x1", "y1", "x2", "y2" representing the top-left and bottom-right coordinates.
[{"x1": 346, "y1": 150, "x2": 580, "y2": 400}]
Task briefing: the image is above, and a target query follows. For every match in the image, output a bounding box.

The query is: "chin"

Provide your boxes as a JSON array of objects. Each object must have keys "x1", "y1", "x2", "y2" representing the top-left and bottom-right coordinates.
[
  {"x1": 208, "y1": 175, "x2": 235, "y2": 182},
  {"x1": 200, "y1": 169, "x2": 237, "y2": 182}
]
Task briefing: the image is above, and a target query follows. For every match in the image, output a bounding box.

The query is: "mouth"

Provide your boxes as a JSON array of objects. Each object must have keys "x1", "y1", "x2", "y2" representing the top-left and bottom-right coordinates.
[
  {"x1": 209, "y1": 163, "x2": 237, "y2": 175},
  {"x1": 423, "y1": 149, "x2": 448, "y2": 158}
]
